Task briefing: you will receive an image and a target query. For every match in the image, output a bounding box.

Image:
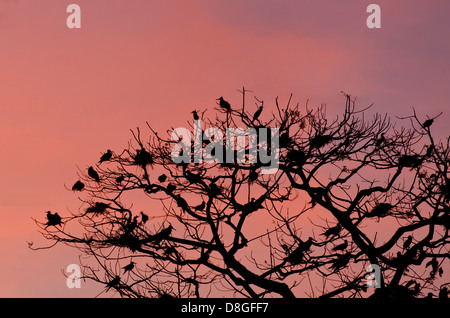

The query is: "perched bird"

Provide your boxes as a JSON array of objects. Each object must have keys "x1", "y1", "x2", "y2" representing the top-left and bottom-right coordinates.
[
  {"x1": 140, "y1": 211, "x2": 149, "y2": 224},
  {"x1": 426, "y1": 257, "x2": 439, "y2": 273},
  {"x1": 332, "y1": 240, "x2": 348, "y2": 252},
  {"x1": 106, "y1": 276, "x2": 120, "y2": 291},
  {"x1": 115, "y1": 175, "x2": 125, "y2": 184},
  {"x1": 150, "y1": 225, "x2": 173, "y2": 244},
  {"x1": 126, "y1": 216, "x2": 139, "y2": 233},
  {"x1": 311, "y1": 134, "x2": 333, "y2": 149},
  {"x1": 158, "y1": 174, "x2": 167, "y2": 183},
  {"x1": 166, "y1": 183, "x2": 176, "y2": 193},
  {"x1": 402, "y1": 235, "x2": 413, "y2": 250},
  {"x1": 398, "y1": 154, "x2": 422, "y2": 168},
  {"x1": 425, "y1": 145, "x2": 433, "y2": 157},
  {"x1": 134, "y1": 148, "x2": 154, "y2": 167},
  {"x1": 248, "y1": 169, "x2": 259, "y2": 183},
  {"x1": 193, "y1": 201, "x2": 205, "y2": 212},
  {"x1": 322, "y1": 224, "x2": 342, "y2": 239},
  {"x1": 88, "y1": 166, "x2": 100, "y2": 182},
  {"x1": 376, "y1": 133, "x2": 385, "y2": 147},
  {"x1": 252, "y1": 105, "x2": 263, "y2": 122},
  {"x1": 286, "y1": 246, "x2": 305, "y2": 265},
  {"x1": 439, "y1": 287, "x2": 448, "y2": 299},
  {"x1": 123, "y1": 261, "x2": 135, "y2": 273},
  {"x1": 367, "y1": 203, "x2": 393, "y2": 218},
  {"x1": 86, "y1": 202, "x2": 109, "y2": 214},
  {"x1": 287, "y1": 148, "x2": 306, "y2": 166},
  {"x1": 423, "y1": 118, "x2": 434, "y2": 128},
  {"x1": 72, "y1": 180, "x2": 85, "y2": 191},
  {"x1": 45, "y1": 211, "x2": 62, "y2": 227},
  {"x1": 99, "y1": 149, "x2": 112, "y2": 164},
  {"x1": 192, "y1": 110, "x2": 199, "y2": 120},
  {"x1": 329, "y1": 253, "x2": 350, "y2": 272},
  {"x1": 217, "y1": 97, "x2": 231, "y2": 111},
  {"x1": 279, "y1": 132, "x2": 290, "y2": 148}
]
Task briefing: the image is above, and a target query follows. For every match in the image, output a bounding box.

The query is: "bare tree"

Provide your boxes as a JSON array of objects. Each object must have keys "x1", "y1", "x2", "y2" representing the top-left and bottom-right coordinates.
[{"x1": 32, "y1": 89, "x2": 449, "y2": 298}]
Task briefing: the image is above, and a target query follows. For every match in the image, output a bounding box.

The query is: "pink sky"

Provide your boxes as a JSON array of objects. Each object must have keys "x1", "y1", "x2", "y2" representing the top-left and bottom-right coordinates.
[{"x1": 0, "y1": 0, "x2": 449, "y2": 297}]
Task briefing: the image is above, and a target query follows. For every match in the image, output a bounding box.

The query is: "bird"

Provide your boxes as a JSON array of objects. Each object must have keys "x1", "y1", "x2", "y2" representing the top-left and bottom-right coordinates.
[
  {"x1": 423, "y1": 118, "x2": 434, "y2": 128},
  {"x1": 140, "y1": 211, "x2": 148, "y2": 224},
  {"x1": 332, "y1": 240, "x2": 348, "y2": 252},
  {"x1": 126, "y1": 216, "x2": 139, "y2": 233},
  {"x1": 88, "y1": 166, "x2": 100, "y2": 182},
  {"x1": 311, "y1": 134, "x2": 333, "y2": 149},
  {"x1": 375, "y1": 133, "x2": 385, "y2": 147},
  {"x1": 158, "y1": 174, "x2": 167, "y2": 183},
  {"x1": 322, "y1": 224, "x2": 342, "y2": 238},
  {"x1": 367, "y1": 203, "x2": 393, "y2": 218},
  {"x1": 193, "y1": 201, "x2": 205, "y2": 212},
  {"x1": 106, "y1": 276, "x2": 120, "y2": 291},
  {"x1": 425, "y1": 145, "x2": 433, "y2": 157},
  {"x1": 279, "y1": 132, "x2": 290, "y2": 148},
  {"x1": 286, "y1": 246, "x2": 305, "y2": 265},
  {"x1": 115, "y1": 175, "x2": 124, "y2": 184},
  {"x1": 86, "y1": 202, "x2": 109, "y2": 214},
  {"x1": 45, "y1": 211, "x2": 62, "y2": 227},
  {"x1": 248, "y1": 169, "x2": 259, "y2": 183},
  {"x1": 123, "y1": 261, "x2": 135, "y2": 273},
  {"x1": 150, "y1": 225, "x2": 173, "y2": 244},
  {"x1": 252, "y1": 105, "x2": 263, "y2": 122},
  {"x1": 399, "y1": 154, "x2": 422, "y2": 168},
  {"x1": 192, "y1": 110, "x2": 199, "y2": 120},
  {"x1": 402, "y1": 235, "x2": 413, "y2": 250},
  {"x1": 287, "y1": 148, "x2": 306, "y2": 166},
  {"x1": 72, "y1": 180, "x2": 85, "y2": 191},
  {"x1": 217, "y1": 97, "x2": 231, "y2": 111},
  {"x1": 329, "y1": 253, "x2": 350, "y2": 272},
  {"x1": 439, "y1": 287, "x2": 449, "y2": 299},
  {"x1": 98, "y1": 149, "x2": 112, "y2": 164},
  {"x1": 134, "y1": 148, "x2": 154, "y2": 167},
  {"x1": 166, "y1": 183, "x2": 176, "y2": 193},
  {"x1": 426, "y1": 257, "x2": 439, "y2": 273}
]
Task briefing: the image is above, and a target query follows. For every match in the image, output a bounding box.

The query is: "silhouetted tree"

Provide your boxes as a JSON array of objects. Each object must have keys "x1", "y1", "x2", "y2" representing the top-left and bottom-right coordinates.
[{"x1": 32, "y1": 89, "x2": 449, "y2": 298}]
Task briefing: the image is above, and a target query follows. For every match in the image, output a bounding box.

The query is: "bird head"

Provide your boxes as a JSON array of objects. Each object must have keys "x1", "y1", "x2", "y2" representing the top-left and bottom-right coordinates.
[{"x1": 216, "y1": 97, "x2": 224, "y2": 101}]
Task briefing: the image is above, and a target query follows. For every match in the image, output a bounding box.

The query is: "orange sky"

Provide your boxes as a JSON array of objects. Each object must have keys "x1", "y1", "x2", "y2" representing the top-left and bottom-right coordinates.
[{"x1": 0, "y1": 0, "x2": 449, "y2": 297}]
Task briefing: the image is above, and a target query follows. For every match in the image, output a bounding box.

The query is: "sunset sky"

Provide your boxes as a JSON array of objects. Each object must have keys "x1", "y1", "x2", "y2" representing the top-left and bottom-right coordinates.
[{"x1": 0, "y1": 0, "x2": 449, "y2": 297}]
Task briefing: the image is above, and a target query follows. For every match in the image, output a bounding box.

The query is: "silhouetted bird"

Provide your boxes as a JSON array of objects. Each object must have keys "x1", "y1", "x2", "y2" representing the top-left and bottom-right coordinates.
[
  {"x1": 88, "y1": 166, "x2": 100, "y2": 182},
  {"x1": 426, "y1": 257, "x2": 438, "y2": 273},
  {"x1": 423, "y1": 118, "x2": 434, "y2": 128},
  {"x1": 126, "y1": 216, "x2": 139, "y2": 233},
  {"x1": 332, "y1": 240, "x2": 348, "y2": 252},
  {"x1": 116, "y1": 175, "x2": 124, "y2": 184},
  {"x1": 329, "y1": 253, "x2": 350, "y2": 272},
  {"x1": 45, "y1": 211, "x2": 62, "y2": 227},
  {"x1": 99, "y1": 149, "x2": 112, "y2": 164},
  {"x1": 286, "y1": 246, "x2": 305, "y2": 265},
  {"x1": 439, "y1": 287, "x2": 448, "y2": 299},
  {"x1": 248, "y1": 169, "x2": 258, "y2": 183},
  {"x1": 287, "y1": 148, "x2": 306, "y2": 166},
  {"x1": 185, "y1": 170, "x2": 202, "y2": 184},
  {"x1": 150, "y1": 225, "x2": 173, "y2": 244},
  {"x1": 86, "y1": 202, "x2": 109, "y2": 214},
  {"x1": 311, "y1": 134, "x2": 333, "y2": 149},
  {"x1": 403, "y1": 235, "x2": 413, "y2": 250},
  {"x1": 193, "y1": 201, "x2": 205, "y2": 211},
  {"x1": 425, "y1": 145, "x2": 433, "y2": 157},
  {"x1": 166, "y1": 183, "x2": 176, "y2": 193},
  {"x1": 279, "y1": 132, "x2": 290, "y2": 148},
  {"x1": 438, "y1": 267, "x2": 444, "y2": 277},
  {"x1": 252, "y1": 106, "x2": 263, "y2": 122},
  {"x1": 134, "y1": 148, "x2": 154, "y2": 167},
  {"x1": 176, "y1": 195, "x2": 189, "y2": 211},
  {"x1": 376, "y1": 133, "x2": 385, "y2": 147},
  {"x1": 158, "y1": 174, "x2": 167, "y2": 183},
  {"x1": 322, "y1": 224, "x2": 341, "y2": 238},
  {"x1": 367, "y1": 203, "x2": 393, "y2": 218},
  {"x1": 72, "y1": 180, "x2": 85, "y2": 191},
  {"x1": 217, "y1": 97, "x2": 231, "y2": 111},
  {"x1": 192, "y1": 110, "x2": 199, "y2": 120},
  {"x1": 106, "y1": 276, "x2": 120, "y2": 291},
  {"x1": 140, "y1": 211, "x2": 148, "y2": 224},
  {"x1": 399, "y1": 154, "x2": 422, "y2": 168},
  {"x1": 123, "y1": 261, "x2": 135, "y2": 273},
  {"x1": 208, "y1": 183, "x2": 221, "y2": 197}
]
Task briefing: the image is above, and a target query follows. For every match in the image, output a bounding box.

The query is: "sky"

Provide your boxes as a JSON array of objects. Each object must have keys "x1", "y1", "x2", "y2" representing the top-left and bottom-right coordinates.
[{"x1": 0, "y1": 0, "x2": 449, "y2": 297}]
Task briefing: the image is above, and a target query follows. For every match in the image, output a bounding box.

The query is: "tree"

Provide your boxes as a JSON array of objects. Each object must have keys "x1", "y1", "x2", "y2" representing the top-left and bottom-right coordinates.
[{"x1": 32, "y1": 89, "x2": 449, "y2": 298}]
